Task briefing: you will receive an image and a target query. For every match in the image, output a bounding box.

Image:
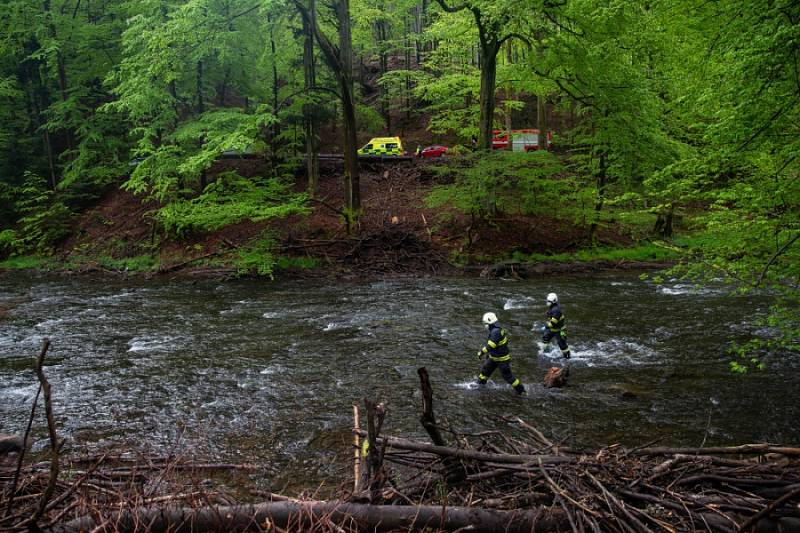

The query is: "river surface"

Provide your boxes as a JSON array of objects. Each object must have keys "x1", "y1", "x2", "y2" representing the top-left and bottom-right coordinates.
[{"x1": 1, "y1": 271, "x2": 797, "y2": 490}]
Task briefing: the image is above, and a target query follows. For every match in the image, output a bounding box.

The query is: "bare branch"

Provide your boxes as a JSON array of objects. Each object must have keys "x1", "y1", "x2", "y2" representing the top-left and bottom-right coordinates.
[{"x1": 755, "y1": 232, "x2": 800, "y2": 288}]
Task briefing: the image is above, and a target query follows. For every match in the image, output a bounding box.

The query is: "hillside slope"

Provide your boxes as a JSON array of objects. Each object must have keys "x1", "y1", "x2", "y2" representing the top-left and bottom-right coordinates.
[{"x1": 55, "y1": 156, "x2": 647, "y2": 279}]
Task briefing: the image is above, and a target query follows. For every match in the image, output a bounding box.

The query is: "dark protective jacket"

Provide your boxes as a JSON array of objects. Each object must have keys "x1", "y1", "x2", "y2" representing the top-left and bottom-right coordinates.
[
  {"x1": 546, "y1": 303, "x2": 566, "y2": 333},
  {"x1": 480, "y1": 323, "x2": 511, "y2": 362}
]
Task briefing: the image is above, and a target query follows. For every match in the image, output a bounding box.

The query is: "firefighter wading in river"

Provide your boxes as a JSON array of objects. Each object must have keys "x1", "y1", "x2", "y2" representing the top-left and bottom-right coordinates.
[
  {"x1": 542, "y1": 292, "x2": 571, "y2": 359},
  {"x1": 477, "y1": 312, "x2": 525, "y2": 394}
]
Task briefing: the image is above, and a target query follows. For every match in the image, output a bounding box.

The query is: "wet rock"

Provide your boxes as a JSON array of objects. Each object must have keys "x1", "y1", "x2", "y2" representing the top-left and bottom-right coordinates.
[
  {"x1": 0, "y1": 299, "x2": 23, "y2": 322},
  {"x1": 480, "y1": 261, "x2": 527, "y2": 279},
  {"x1": 0, "y1": 434, "x2": 25, "y2": 455},
  {"x1": 658, "y1": 370, "x2": 676, "y2": 385},
  {"x1": 608, "y1": 384, "x2": 645, "y2": 400},
  {"x1": 543, "y1": 366, "x2": 569, "y2": 388}
]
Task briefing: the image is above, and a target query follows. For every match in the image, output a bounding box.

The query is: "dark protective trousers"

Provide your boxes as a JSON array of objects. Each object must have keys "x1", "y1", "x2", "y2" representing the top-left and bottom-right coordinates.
[
  {"x1": 478, "y1": 359, "x2": 524, "y2": 393},
  {"x1": 543, "y1": 330, "x2": 571, "y2": 358}
]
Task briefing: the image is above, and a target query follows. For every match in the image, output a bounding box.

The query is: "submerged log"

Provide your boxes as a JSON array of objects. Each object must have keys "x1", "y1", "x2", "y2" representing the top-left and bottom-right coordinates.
[{"x1": 54, "y1": 501, "x2": 568, "y2": 533}]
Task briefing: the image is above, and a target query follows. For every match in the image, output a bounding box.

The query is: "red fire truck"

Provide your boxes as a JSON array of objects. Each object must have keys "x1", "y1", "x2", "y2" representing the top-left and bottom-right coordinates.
[{"x1": 491, "y1": 129, "x2": 553, "y2": 152}]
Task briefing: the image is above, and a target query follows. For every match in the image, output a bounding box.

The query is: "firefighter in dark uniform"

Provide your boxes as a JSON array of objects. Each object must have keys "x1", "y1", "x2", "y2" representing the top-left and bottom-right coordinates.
[
  {"x1": 542, "y1": 292, "x2": 571, "y2": 359},
  {"x1": 477, "y1": 312, "x2": 525, "y2": 394}
]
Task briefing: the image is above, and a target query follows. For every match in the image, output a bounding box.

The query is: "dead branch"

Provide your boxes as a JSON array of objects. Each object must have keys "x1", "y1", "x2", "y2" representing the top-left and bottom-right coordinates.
[{"x1": 3, "y1": 340, "x2": 48, "y2": 519}]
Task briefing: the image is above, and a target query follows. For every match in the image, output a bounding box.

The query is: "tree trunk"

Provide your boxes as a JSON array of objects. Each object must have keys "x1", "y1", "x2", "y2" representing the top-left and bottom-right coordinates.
[
  {"x1": 56, "y1": 502, "x2": 568, "y2": 533},
  {"x1": 537, "y1": 94, "x2": 548, "y2": 150},
  {"x1": 477, "y1": 40, "x2": 498, "y2": 151},
  {"x1": 268, "y1": 15, "x2": 280, "y2": 171},
  {"x1": 504, "y1": 40, "x2": 513, "y2": 151},
  {"x1": 196, "y1": 60, "x2": 204, "y2": 114},
  {"x1": 218, "y1": 66, "x2": 230, "y2": 106},
  {"x1": 404, "y1": 17, "x2": 412, "y2": 122},
  {"x1": 653, "y1": 203, "x2": 674, "y2": 238},
  {"x1": 588, "y1": 150, "x2": 607, "y2": 243},
  {"x1": 302, "y1": 0, "x2": 319, "y2": 197},
  {"x1": 421, "y1": 0, "x2": 430, "y2": 51},
  {"x1": 295, "y1": 0, "x2": 361, "y2": 228},
  {"x1": 341, "y1": 81, "x2": 360, "y2": 216},
  {"x1": 167, "y1": 80, "x2": 179, "y2": 129},
  {"x1": 28, "y1": 58, "x2": 58, "y2": 189},
  {"x1": 336, "y1": 0, "x2": 361, "y2": 223},
  {"x1": 45, "y1": 0, "x2": 75, "y2": 154},
  {"x1": 376, "y1": 20, "x2": 390, "y2": 131}
]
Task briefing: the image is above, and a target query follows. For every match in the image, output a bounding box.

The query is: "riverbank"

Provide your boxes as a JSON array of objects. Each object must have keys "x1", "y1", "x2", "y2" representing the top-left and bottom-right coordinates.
[
  {"x1": 3, "y1": 365, "x2": 799, "y2": 532},
  {"x1": 0, "y1": 251, "x2": 677, "y2": 281},
  {"x1": 1, "y1": 158, "x2": 683, "y2": 281}
]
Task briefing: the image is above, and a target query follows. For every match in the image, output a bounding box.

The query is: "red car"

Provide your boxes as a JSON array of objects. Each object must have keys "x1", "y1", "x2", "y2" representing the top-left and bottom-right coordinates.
[
  {"x1": 418, "y1": 145, "x2": 448, "y2": 158},
  {"x1": 491, "y1": 129, "x2": 553, "y2": 151}
]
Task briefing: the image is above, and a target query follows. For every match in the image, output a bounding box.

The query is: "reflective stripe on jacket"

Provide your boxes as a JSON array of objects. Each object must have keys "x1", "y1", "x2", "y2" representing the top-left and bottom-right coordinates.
[
  {"x1": 546, "y1": 303, "x2": 566, "y2": 332},
  {"x1": 481, "y1": 323, "x2": 511, "y2": 362}
]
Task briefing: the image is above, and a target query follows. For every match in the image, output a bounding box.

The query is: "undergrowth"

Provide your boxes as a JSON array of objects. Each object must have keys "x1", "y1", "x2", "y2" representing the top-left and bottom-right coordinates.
[{"x1": 511, "y1": 243, "x2": 681, "y2": 263}]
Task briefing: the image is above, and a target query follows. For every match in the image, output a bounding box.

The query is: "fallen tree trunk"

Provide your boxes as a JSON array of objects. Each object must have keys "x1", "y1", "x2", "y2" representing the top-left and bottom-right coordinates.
[{"x1": 54, "y1": 501, "x2": 567, "y2": 533}]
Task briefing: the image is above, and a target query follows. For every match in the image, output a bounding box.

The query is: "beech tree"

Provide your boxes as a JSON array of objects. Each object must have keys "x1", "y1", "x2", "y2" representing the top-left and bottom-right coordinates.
[{"x1": 295, "y1": 0, "x2": 361, "y2": 231}]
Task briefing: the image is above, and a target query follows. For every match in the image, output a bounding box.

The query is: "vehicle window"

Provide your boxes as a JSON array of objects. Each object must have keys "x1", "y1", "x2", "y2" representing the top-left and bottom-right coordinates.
[
  {"x1": 364, "y1": 144, "x2": 373, "y2": 150},
  {"x1": 386, "y1": 143, "x2": 398, "y2": 150}
]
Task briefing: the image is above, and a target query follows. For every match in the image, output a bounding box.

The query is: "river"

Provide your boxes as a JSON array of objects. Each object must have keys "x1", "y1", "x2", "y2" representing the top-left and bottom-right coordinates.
[{"x1": 1, "y1": 271, "x2": 797, "y2": 490}]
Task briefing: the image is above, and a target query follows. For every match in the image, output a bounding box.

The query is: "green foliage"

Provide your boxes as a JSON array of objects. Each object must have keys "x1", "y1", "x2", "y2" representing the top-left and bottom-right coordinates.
[
  {"x1": 638, "y1": 0, "x2": 800, "y2": 370},
  {"x1": 276, "y1": 256, "x2": 319, "y2": 271},
  {"x1": 14, "y1": 173, "x2": 73, "y2": 254},
  {"x1": 125, "y1": 109, "x2": 276, "y2": 201},
  {"x1": 97, "y1": 254, "x2": 160, "y2": 272},
  {"x1": 511, "y1": 243, "x2": 680, "y2": 264},
  {"x1": 234, "y1": 232, "x2": 278, "y2": 278},
  {"x1": 0, "y1": 255, "x2": 52, "y2": 270},
  {"x1": 356, "y1": 104, "x2": 387, "y2": 134},
  {"x1": 0, "y1": 230, "x2": 18, "y2": 258},
  {"x1": 425, "y1": 151, "x2": 568, "y2": 218},
  {"x1": 155, "y1": 173, "x2": 309, "y2": 237},
  {"x1": 407, "y1": 69, "x2": 480, "y2": 141},
  {"x1": 446, "y1": 145, "x2": 473, "y2": 156}
]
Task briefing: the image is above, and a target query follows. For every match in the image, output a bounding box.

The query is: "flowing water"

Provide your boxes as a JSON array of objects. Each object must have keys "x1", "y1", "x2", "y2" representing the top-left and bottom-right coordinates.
[{"x1": 1, "y1": 271, "x2": 798, "y2": 490}]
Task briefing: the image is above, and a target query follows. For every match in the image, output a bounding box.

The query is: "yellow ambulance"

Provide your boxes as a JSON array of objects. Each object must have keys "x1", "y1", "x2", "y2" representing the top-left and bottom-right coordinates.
[{"x1": 357, "y1": 137, "x2": 404, "y2": 156}]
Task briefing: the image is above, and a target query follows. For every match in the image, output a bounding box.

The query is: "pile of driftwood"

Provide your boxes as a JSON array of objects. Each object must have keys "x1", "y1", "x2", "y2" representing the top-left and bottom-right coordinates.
[
  {"x1": 344, "y1": 368, "x2": 800, "y2": 532},
  {"x1": 0, "y1": 452, "x2": 258, "y2": 532},
  {"x1": 3, "y1": 341, "x2": 800, "y2": 532}
]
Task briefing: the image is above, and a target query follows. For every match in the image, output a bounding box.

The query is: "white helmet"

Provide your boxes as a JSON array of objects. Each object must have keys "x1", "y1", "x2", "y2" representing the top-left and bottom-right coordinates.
[
  {"x1": 547, "y1": 293, "x2": 558, "y2": 306},
  {"x1": 482, "y1": 312, "x2": 498, "y2": 328}
]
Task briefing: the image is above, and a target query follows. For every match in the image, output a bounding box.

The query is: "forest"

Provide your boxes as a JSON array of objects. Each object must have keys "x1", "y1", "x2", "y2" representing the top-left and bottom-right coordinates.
[{"x1": 0, "y1": 0, "x2": 798, "y2": 370}]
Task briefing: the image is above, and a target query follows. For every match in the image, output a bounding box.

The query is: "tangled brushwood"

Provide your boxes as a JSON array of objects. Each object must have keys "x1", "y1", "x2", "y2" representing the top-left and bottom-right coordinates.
[{"x1": 2, "y1": 343, "x2": 799, "y2": 532}]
